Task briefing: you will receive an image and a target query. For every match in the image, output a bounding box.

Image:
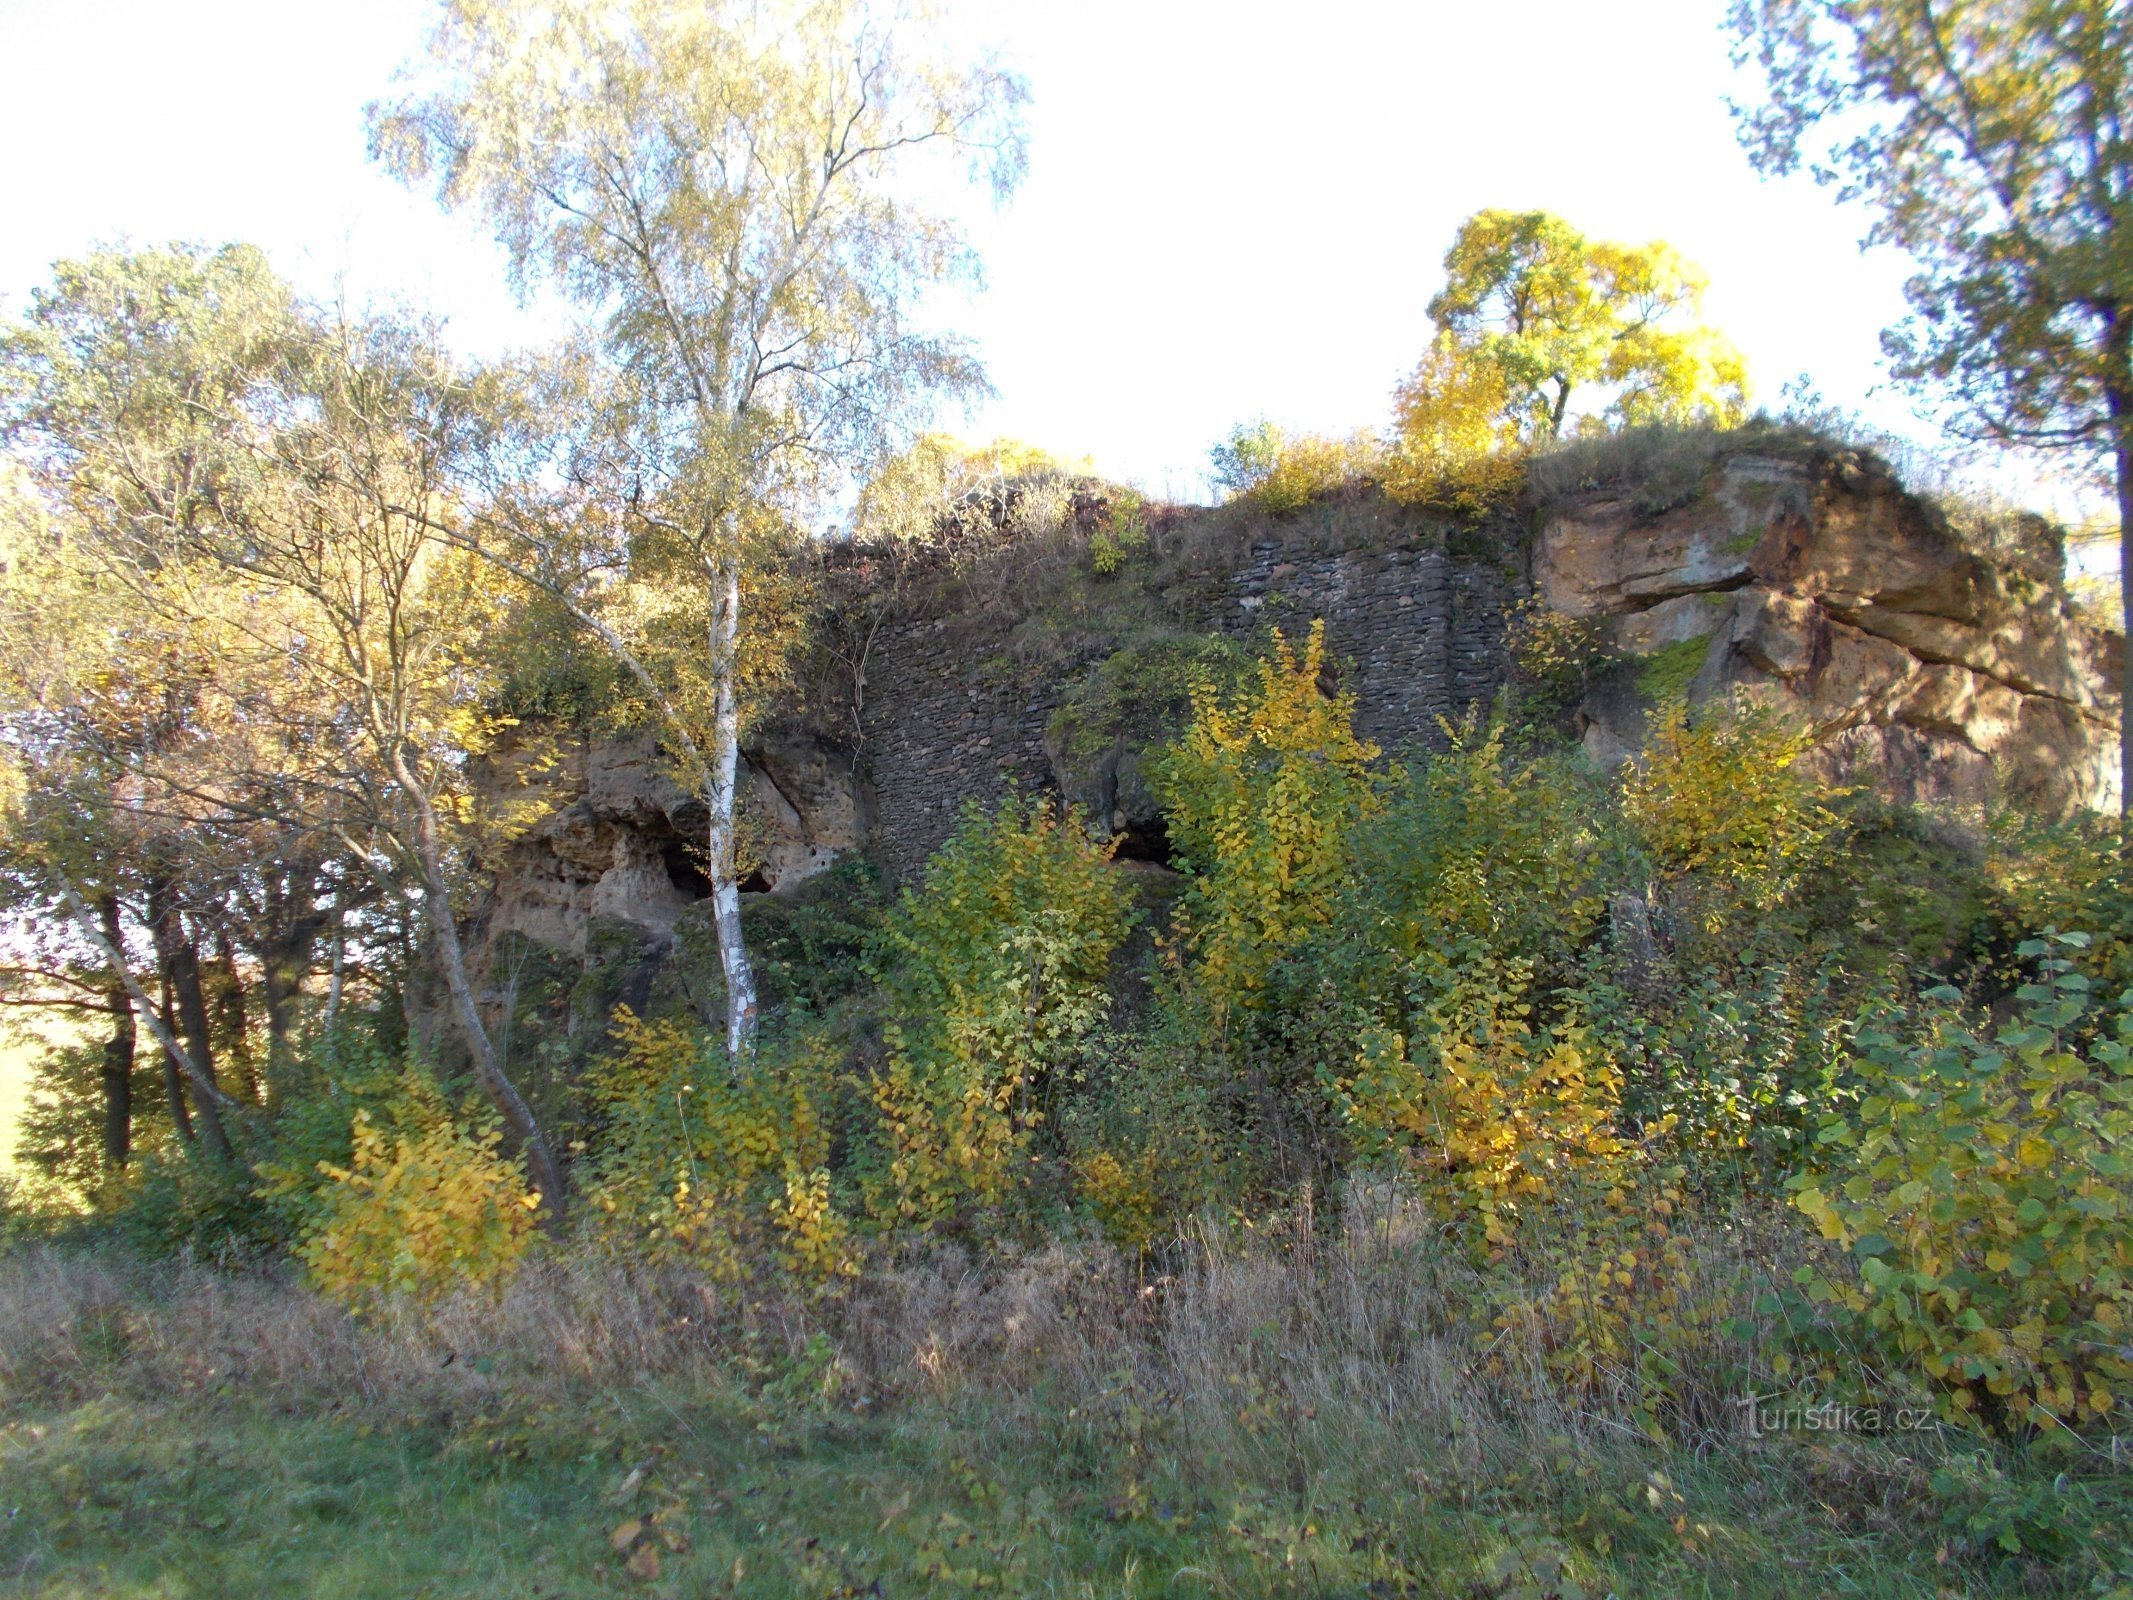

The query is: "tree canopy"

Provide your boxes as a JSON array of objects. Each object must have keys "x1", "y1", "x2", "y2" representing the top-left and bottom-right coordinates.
[
  {"x1": 1408, "y1": 209, "x2": 1750, "y2": 447},
  {"x1": 368, "y1": 0, "x2": 1029, "y2": 1056}
]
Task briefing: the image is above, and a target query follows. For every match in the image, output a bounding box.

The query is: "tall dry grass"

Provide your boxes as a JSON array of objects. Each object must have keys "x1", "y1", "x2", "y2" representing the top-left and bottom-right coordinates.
[{"x1": 0, "y1": 1180, "x2": 1837, "y2": 1485}]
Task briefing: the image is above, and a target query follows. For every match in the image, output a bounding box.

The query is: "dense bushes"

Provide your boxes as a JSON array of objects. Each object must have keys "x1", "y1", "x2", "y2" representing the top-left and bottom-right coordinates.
[
  {"x1": 292, "y1": 1099, "x2": 539, "y2": 1310},
  {"x1": 1793, "y1": 939, "x2": 2133, "y2": 1435},
  {"x1": 864, "y1": 796, "x2": 1132, "y2": 1228},
  {"x1": 1152, "y1": 621, "x2": 1382, "y2": 1027},
  {"x1": 1208, "y1": 420, "x2": 1384, "y2": 513},
  {"x1": 10, "y1": 617, "x2": 2131, "y2": 1459},
  {"x1": 580, "y1": 1009, "x2": 853, "y2": 1280}
]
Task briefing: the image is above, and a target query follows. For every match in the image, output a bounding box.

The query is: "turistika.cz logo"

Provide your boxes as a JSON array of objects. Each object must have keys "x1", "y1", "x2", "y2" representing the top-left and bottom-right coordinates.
[{"x1": 1734, "y1": 1393, "x2": 1935, "y2": 1439}]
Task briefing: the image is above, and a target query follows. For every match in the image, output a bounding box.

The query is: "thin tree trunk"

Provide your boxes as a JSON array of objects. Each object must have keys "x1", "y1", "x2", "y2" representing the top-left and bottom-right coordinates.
[
  {"x1": 96, "y1": 894, "x2": 134, "y2": 1172},
  {"x1": 437, "y1": 518, "x2": 758, "y2": 1057},
  {"x1": 141, "y1": 874, "x2": 233, "y2": 1162},
  {"x1": 159, "y1": 974, "x2": 196, "y2": 1149},
  {"x1": 258, "y1": 868, "x2": 321, "y2": 1095},
  {"x1": 706, "y1": 551, "x2": 759, "y2": 1058},
  {"x1": 155, "y1": 901, "x2": 231, "y2": 1159},
  {"x1": 323, "y1": 891, "x2": 346, "y2": 1046},
  {"x1": 2112, "y1": 373, "x2": 2132, "y2": 823},
  {"x1": 213, "y1": 925, "x2": 259, "y2": 1102},
  {"x1": 57, "y1": 883, "x2": 242, "y2": 1155},
  {"x1": 395, "y1": 759, "x2": 567, "y2": 1229}
]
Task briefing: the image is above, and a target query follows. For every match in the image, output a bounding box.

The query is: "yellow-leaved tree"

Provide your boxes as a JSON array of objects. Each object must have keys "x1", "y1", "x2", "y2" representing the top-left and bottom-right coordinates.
[
  {"x1": 1387, "y1": 210, "x2": 1750, "y2": 509},
  {"x1": 1153, "y1": 622, "x2": 1382, "y2": 1030}
]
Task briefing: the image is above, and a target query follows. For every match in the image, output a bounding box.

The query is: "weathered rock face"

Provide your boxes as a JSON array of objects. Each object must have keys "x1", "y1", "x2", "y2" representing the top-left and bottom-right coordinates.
[
  {"x1": 1541, "y1": 452, "x2": 2120, "y2": 813},
  {"x1": 470, "y1": 727, "x2": 870, "y2": 960},
  {"x1": 475, "y1": 445, "x2": 2120, "y2": 961}
]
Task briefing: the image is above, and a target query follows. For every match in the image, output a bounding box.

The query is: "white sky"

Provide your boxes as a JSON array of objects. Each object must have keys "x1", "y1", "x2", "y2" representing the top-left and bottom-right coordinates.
[{"x1": 0, "y1": 0, "x2": 2107, "y2": 524}]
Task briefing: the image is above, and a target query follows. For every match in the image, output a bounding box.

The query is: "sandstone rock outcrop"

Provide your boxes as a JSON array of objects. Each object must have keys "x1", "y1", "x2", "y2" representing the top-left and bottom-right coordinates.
[
  {"x1": 470, "y1": 726, "x2": 868, "y2": 961},
  {"x1": 1540, "y1": 451, "x2": 2120, "y2": 813},
  {"x1": 472, "y1": 440, "x2": 2121, "y2": 962}
]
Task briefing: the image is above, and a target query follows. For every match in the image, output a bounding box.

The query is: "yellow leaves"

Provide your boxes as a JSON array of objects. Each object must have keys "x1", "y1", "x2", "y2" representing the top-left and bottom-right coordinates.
[
  {"x1": 1248, "y1": 432, "x2": 1384, "y2": 515},
  {"x1": 1155, "y1": 622, "x2": 1381, "y2": 1030},
  {"x1": 1622, "y1": 696, "x2": 1840, "y2": 933},
  {"x1": 1384, "y1": 336, "x2": 1528, "y2": 515},
  {"x1": 1075, "y1": 1148, "x2": 1165, "y2": 1253},
  {"x1": 1337, "y1": 986, "x2": 1631, "y2": 1255},
  {"x1": 608, "y1": 1504, "x2": 687, "y2": 1583},
  {"x1": 1209, "y1": 420, "x2": 1381, "y2": 512},
  {"x1": 1417, "y1": 209, "x2": 1750, "y2": 446},
  {"x1": 866, "y1": 795, "x2": 1131, "y2": 1228},
  {"x1": 581, "y1": 1007, "x2": 851, "y2": 1283},
  {"x1": 297, "y1": 1099, "x2": 538, "y2": 1312},
  {"x1": 854, "y1": 433, "x2": 1094, "y2": 547}
]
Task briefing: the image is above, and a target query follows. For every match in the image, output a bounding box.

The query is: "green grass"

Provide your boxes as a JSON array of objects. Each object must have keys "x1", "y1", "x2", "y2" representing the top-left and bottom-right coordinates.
[{"x1": 5, "y1": 1368, "x2": 2123, "y2": 1597}]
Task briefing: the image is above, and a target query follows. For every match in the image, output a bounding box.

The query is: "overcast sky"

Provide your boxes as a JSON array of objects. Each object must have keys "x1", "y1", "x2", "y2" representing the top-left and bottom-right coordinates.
[{"x1": 0, "y1": 0, "x2": 2104, "y2": 522}]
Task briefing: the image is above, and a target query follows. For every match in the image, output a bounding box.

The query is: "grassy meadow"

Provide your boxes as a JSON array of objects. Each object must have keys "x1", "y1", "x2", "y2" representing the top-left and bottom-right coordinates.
[{"x1": 7, "y1": 1211, "x2": 2125, "y2": 1600}]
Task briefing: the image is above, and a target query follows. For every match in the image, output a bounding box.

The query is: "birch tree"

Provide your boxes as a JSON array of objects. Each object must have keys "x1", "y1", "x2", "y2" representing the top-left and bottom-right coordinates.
[{"x1": 370, "y1": 0, "x2": 1026, "y2": 1056}]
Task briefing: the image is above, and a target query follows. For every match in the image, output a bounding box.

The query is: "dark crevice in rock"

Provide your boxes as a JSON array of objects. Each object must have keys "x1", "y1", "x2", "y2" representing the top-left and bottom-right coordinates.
[
  {"x1": 1109, "y1": 815, "x2": 1172, "y2": 867},
  {"x1": 661, "y1": 840, "x2": 712, "y2": 900}
]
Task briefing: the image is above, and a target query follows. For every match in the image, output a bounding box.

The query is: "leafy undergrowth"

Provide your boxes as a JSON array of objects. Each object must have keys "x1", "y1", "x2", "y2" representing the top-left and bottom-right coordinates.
[{"x1": 3, "y1": 1245, "x2": 2128, "y2": 1599}]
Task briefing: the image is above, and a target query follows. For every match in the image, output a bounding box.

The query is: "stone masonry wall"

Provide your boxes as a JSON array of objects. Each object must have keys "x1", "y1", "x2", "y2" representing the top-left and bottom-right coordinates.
[
  {"x1": 857, "y1": 524, "x2": 1522, "y2": 884},
  {"x1": 474, "y1": 447, "x2": 2120, "y2": 952}
]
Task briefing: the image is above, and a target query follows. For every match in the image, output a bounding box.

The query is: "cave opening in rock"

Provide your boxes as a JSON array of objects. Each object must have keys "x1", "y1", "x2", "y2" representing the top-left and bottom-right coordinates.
[
  {"x1": 661, "y1": 838, "x2": 774, "y2": 897},
  {"x1": 660, "y1": 839, "x2": 713, "y2": 900},
  {"x1": 1109, "y1": 815, "x2": 1172, "y2": 867}
]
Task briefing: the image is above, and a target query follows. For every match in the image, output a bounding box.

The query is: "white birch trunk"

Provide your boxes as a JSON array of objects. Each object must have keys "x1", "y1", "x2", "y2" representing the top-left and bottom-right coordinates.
[{"x1": 705, "y1": 550, "x2": 760, "y2": 1058}]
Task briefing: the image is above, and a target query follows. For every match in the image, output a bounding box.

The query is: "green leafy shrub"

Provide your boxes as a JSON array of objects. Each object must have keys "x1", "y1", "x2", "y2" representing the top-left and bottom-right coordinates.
[
  {"x1": 1088, "y1": 486, "x2": 1148, "y2": 575},
  {"x1": 1044, "y1": 631, "x2": 1247, "y2": 825},
  {"x1": 1210, "y1": 420, "x2": 1381, "y2": 513},
  {"x1": 864, "y1": 796, "x2": 1133, "y2": 1228},
  {"x1": 1590, "y1": 956, "x2": 1857, "y2": 1177},
  {"x1": 1340, "y1": 719, "x2": 1609, "y2": 1003},
  {"x1": 1791, "y1": 937, "x2": 2133, "y2": 1438},
  {"x1": 1209, "y1": 418, "x2": 1285, "y2": 498},
  {"x1": 1503, "y1": 597, "x2": 1623, "y2": 721},
  {"x1": 580, "y1": 1009, "x2": 852, "y2": 1281},
  {"x1": 1623, "y1": 695, "x2": 1842, "y2": 939},
  {"x1": 741, "y1": 855, "x2": 889, "y2": 1015},
  {"x1": 1058, "y1": 1016, "x2": 1244, "y2": 1250},
  {"x1": 1986, "y1": 812, "x2": 2133, "y2": 996},
  {"x1": 1331, "y1": 970, "x2": 1632, "y2": 1256}
]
